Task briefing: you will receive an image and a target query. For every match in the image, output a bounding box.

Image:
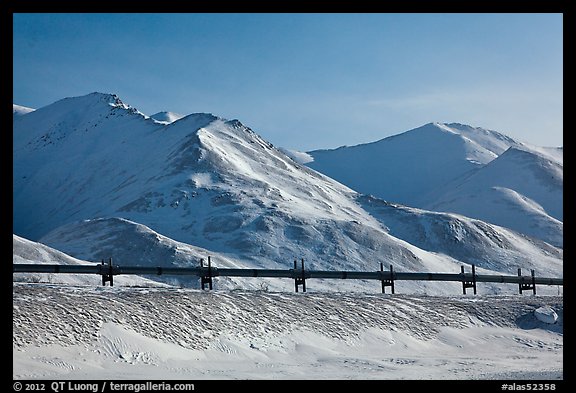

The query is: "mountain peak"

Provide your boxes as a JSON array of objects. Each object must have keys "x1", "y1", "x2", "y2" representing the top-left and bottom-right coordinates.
[
  {"x1": 49, "y1": 92, "x2": 146, "y2": 116},
  {"x1": 72, "y1": 91, "x2": 123, "y2": 105},
  {"x1": 306, "y1": 122, "x2": 530, "y2": 209},
  {"x1": 12, "y1": 92, "x2": 155, "y2": 154},
  {"x1": 150, "y1": 111, "x2": 185, "y2": 124}
]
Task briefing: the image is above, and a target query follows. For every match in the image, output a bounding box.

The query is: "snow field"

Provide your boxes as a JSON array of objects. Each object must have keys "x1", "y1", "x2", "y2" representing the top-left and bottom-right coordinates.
[{"x1": 13, "y1": 284, "x2": 562, "y2": 380}]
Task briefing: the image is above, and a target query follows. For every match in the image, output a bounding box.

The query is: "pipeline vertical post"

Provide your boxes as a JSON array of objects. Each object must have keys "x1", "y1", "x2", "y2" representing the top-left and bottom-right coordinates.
[
  {"x1": 381, "y1": 263, "x2": 385, "y2": 293},
  {"x1": 294, "y1": 260, "x2": 298, "y2": 292},
  {"x1": 208, "y1": 256, "x2": 213, "y2": 290},
  {"x1": 294, "y1": 259, "x2": 306, "y2": 292},
  {"x1": 101, "y1": 258, "x2": 114, "y2": 287},
  {"x1": 472, "y1": 264, "x2": 477, "y2": 295},
  {"x1": 380, "y1": 263, "x2": 395, "y2": 294},
  {"x1": 301, "y1": 258, "x2": 306, "y2": 292},
  {"x1": 101, "y1": 259, "x2": 105, "y2": 286},
  {"x1": 109, "y1": 258, "x2": 114, "y2": 287},
  {"x1": 518, "y1": 268, "x2": 536, "y2": 295},
  {"x1": 461, "y1": 265, "x2": 477, "y2": 295},
  {"x1": 200, "y1": 258, "x2": 204, "y2": 289},
  {"x1": 200, "y1": 257, "x2": 213, "y2": 290}
]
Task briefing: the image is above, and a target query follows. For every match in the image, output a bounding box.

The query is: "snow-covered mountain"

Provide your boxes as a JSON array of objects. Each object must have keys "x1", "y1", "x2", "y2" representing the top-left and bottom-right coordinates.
[
  {"x1": 13, "y1": 93, "x2": 562, "y2": 292},
  {"x1": 307, "y1": 123, "x2": 510, "y2": 206},
  {"x1": 306, "y1": 123, "x2": 563, "y2": 247},
  {"x1": 13, "y1": 104, "x2": 34, "y2": 117}
]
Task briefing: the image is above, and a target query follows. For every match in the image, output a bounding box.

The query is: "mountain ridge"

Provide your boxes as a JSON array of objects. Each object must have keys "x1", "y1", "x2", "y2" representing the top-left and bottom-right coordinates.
[
  {"x1": 13, "y1": 92, "x2": 562, "y2": 292},
  {"x1": 306, "y1": 122, "x2": 562, "y2": 247}
]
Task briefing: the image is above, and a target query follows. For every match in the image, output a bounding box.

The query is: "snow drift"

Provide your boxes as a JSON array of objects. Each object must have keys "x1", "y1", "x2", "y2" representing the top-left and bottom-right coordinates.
[{"x1": 13, "y1": 284, "x2": 563, "y2": 380}]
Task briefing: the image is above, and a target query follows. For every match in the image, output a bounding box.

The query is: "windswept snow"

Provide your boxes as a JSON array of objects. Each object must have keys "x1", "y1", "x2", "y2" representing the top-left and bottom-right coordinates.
[
  {"x1": 149, "y1": 111, "x2": 185, "y2": 124},
  {"x1": 278, "y1": 147, "x2": 315, "y2": 164},
  {"x1": 13, "y1": 284, "x2": 563, "y2": 380},
  {"x1": 13, "y1": 104, "x2": 35, "y2": 116},
  {"x1": 437, "y1": 122, "x2": 519, "y2": 157}
]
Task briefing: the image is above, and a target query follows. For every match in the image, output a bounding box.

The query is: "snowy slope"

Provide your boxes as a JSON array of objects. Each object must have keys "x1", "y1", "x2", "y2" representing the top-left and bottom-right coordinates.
[
  {"x1": 439, "y1": 122, "x2": 519, "y2": 157},
  {"x1": 422, "y1": 146, "x2": 563, "y2": 247},
  {"x1": 306, "y1": 123, "x2": 562, "y2": 247},
  {"x1": 13, "y1": 234, "x2": 166, "y2": 287},
  {"x1": 38, "y1": 215, "x2": 562, "y2": 294},
  {"x1": 13, "y1": 93, "x2": 562, "y2": 293},
  {"x1": 38, "y1": 217, "x2": 283, "y2": 290},
  {"x1": 13, "y1": 104, "x2": 35, "y2": 116},
  {"x1": 13, "y1": 284, "x2": 563, "y2": 380},
  {"x1": 358, "y1": 195, "x2": 562, "y2": 278}
]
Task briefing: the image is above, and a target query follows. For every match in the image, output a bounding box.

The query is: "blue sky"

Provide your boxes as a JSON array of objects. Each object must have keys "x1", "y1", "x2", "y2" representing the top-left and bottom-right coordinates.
[{"x1": 13, "y1": 13, "x2": 563, "y2": 150}]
